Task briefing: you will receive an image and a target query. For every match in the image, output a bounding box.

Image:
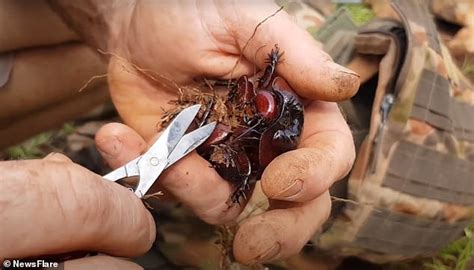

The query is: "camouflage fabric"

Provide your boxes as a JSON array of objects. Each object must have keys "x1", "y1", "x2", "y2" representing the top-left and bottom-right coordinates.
[
  {"x1": 276, "y1": 0, "x2": 326, "y2": 36},
  {"x1": 430, "y1": 0, "x2": 474, "y2": 62},
  {"x1": 306, "y1": 0, "x2": 474, "y2": 263},
  {"x1": 430, "y1": 0, "x2": 474, "y2": 27}
]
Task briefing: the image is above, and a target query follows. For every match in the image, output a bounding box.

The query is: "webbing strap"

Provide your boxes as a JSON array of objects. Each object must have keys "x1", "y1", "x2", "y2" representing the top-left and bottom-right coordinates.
[
  {"x1": 411, "y1": 69, "x2": 474, "y2": 141},
  {"x1": 383, "y1": 140, "x2": 474, "y2": 204},
  {"x1": 354, "y1": 208, "x2": 470, "y2": 256}
]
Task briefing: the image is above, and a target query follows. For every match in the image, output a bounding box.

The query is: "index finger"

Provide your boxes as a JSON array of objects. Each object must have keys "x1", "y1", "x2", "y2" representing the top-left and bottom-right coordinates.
[
  {"x1": 96, "y1": 122, "x2": 246, "y2": 225},
  {"x1": 224, "y1": 1, "x2": 360, "y2": 101},
  {"x1": 0, "y1": 156, "x2": 155, "y2": 260}
]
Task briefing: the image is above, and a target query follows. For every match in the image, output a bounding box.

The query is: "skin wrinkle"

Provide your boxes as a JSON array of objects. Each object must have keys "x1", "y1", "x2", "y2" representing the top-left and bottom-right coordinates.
[
  {"x1": 114, "y1": 0, "x2": 137, "y2": 56},
  {"x1": 314, "y1": 145, "x2": 338, "y2": 185},
  {"x1": 114, "y1": 185, "x2": 127, "y2": 235},
  {"x1": 1, "y1": 166, "x2": 29, "y2": 256},
  {"x1": 51, "y1": 167, "x2": 69, "y2": 230},
  {"x1": 300, "y1": 128, "x2": 352, "y2": 145},
  {"x1": 242, "y1": 196, "x2": 330, "y2": 262},
  {"x1": 173, "y1": 176, "x2": 228, "y2": 223},
  {"x1": 20, "y1": 176, "x2": 43, "y2": 253},
  {"x1": 133, "y1": 145, "x2": 243, "y2": 223},
  {"x1": 196, "y1": 1, "x2": 221, "y2": 52},
  {"x1": 67, "y1": 164, "x2": 95, "y2": 231},
  {"x1": 92, "y1": 177, "x2": 111, "y2": 248},
  {"x1": 3, "y1": 161, "x2": 84, "y2": 257},
  {"x1": 127, "y1": 189, "x2": 144, "y2": 234},
  {"x1": 67, "y1": 163, "x2": 114, "y2": 250},
  {"x1": 303, "y1": 130, "x2": 355, "y2": 179},
  {"x1": 263, "y1": 149, "x2": 316, "y2": 189},
  {"x1": 63, "y1": 0, "x2": 360, "y2": 262},
  {"x1": 252, "y1": 243, "x2": 281, "y2": 263},
  {"x1": 98, "y1": 183, "x2": 123, "y2": 254},
  {"x1": 36, "y1": 161, "x2": 53, "y2": 219},
  {"x1": 268, "y1": 194, "x2": 330, "y2": 258},
  {"x1": 102, "y1": 164, "x2": 154, "y2": 255},
  {"x1": 236, "y1": 216, "x2": 283, "y2": 263},
  {"x1": 217, "y1": 0, "x2": 243, "y2": 46},
  {"x1": 218, "y1": 56, "x2": 254, "y2": 79},
  {"x1": 99, "y1": 178, "x2": 144, "y2": 255},
  {"x1": 51, "y1": 174, "x2": 78, "y2": 254},
  {"x1": 201, "y1": 199, "x2": 237, "y2": 224},
  {"x1": 211, "y1": 1, "x2": 241, "y2": 55},
  {"x1": 313, "y1": 63, "x2": 332, "y2": 98}
]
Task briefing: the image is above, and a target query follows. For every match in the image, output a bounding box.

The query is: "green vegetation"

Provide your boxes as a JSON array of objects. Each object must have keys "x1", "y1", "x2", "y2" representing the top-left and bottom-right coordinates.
[
  {"x1": 338, "y1": 3, "x2": 375, "y2": 26},
  {"x1": 6, "y1": 132, "x2": 54, "y2": 159},
  {"x1": 425, "y1": 220, "x2": 473, "y2": 270},
  {"x1": 461, "y1": 55, "x2": 474, "y2": 76},
  {"x1": 6, "y1": 122, "x2": 75, "y2": 159}
]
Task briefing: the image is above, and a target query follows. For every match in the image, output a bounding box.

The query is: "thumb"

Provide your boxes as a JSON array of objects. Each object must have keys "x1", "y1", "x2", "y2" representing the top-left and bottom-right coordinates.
[
  {"x1": 95, "y1": 123, "x2": 147, "y2": 169},
  {"x1": 225, "y1": 1, "x2": 360, "y2": 101}
]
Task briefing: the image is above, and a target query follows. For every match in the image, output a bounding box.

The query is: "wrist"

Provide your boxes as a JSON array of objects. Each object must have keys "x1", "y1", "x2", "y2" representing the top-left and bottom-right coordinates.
[{"x1": 47, "y1": 0, "x2": 136, "y2": 52}]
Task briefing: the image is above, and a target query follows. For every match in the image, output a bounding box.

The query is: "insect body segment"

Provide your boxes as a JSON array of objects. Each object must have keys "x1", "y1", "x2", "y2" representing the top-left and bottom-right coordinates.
[{"x1": 197, "y1": 46, "x2": 304, "y2": 204}]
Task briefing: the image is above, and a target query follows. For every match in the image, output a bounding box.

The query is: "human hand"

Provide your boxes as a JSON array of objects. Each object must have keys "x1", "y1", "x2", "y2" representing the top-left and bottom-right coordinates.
[
  {"x1": 96, "y1": 101, "x2": 355, "y2": 265},
  {"x1": 50, "y1": 0, "x2": 359, "y2": 264},
  {"x1": 0, "y1": 0, "x2": 109, "y2": 148},
  {"x1": 0, "y1": 153, "x2": 155, "y2": 269}
]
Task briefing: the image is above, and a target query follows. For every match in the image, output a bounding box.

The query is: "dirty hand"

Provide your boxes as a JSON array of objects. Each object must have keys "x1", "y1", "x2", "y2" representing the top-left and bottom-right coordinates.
[
  {"x1": 0, "y1": 153, "x2": 154, "y2": 269},
  {"x1": 50, "y1": 0, "x2": 359, "y2": 264}
]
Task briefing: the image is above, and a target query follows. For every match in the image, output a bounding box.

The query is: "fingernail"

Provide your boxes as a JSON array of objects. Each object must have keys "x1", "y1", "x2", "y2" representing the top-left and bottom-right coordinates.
[
  {"x1": 331, "y1": 62, "x2": 359, "y2": 77},
  {"x1": 253, "y1": 243, "x2": 281, "y2": 263},
  {"x1": 276, "y1": 179, "x2": 303, "y2": 199},
  {"x1": 96, "y1": 137, "x2": 123, "y2": 159}
]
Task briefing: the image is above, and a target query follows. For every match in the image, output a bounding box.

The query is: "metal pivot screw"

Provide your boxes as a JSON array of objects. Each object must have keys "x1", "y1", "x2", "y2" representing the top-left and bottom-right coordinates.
[{"x1": 150, "y1": 157, "x2": 159, "y2": 166}]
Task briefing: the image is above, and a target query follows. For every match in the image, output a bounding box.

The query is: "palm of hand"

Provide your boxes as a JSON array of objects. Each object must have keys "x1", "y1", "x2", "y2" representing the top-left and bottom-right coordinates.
[{"x1": 97, "y1": 0, "x2": 359, "y2": 264}]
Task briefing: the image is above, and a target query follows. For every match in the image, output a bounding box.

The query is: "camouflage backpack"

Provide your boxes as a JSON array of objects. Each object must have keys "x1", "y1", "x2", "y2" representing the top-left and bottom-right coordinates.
[{"x1": 305, "y1": 0, "x2": 474, "y2": 262}]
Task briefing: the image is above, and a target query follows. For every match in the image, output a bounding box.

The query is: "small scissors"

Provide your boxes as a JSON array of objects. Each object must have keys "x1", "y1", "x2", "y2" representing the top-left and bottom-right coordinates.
[{"x1": 103, "y1": 104, "x2": 216, "y2": 198}]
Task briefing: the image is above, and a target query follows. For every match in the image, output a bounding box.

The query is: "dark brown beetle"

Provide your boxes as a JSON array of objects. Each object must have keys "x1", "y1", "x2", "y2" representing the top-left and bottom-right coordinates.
[{"x1": 197, "y1": 46, "x2": 304, "y2": 204}]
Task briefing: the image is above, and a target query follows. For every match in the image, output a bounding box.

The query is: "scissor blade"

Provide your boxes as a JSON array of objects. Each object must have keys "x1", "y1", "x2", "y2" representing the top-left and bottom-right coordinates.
[
  {"x1": 167, "y1": 121, "x2": 217, "y2": 167},
  {"x1": 135, "y1": 104, "x2": 202, "y2": 197},
  {"x1": 143, "y1": 104, "x2": 201, "y2": 162},
  {"x1": 103, "y1": 156, "x2": 141, "y2": 181}
]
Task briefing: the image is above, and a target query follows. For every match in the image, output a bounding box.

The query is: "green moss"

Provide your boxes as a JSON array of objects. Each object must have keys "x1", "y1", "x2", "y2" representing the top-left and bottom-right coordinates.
[
  {"x1": 425, "y1": 219, "x2": 474, "y2": 270},
  {"x1": 461, "y1": 55, "x2": 474, "y2": 76},
  {"x1": 61, "y1": 122, "x2": 76, "y2": 135},
  {"x1": 306, "y1": 25, "x2": 320, "y2": 37},
  {"x1": 6, "y1": 122, "x2": 75, "y2": 159},
  {"x1": 6, "y1": 132, "x2": 53, "y2": 159},
  {"x1": 337, "y1": 3, "x2": 375, "y2": 26}
]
